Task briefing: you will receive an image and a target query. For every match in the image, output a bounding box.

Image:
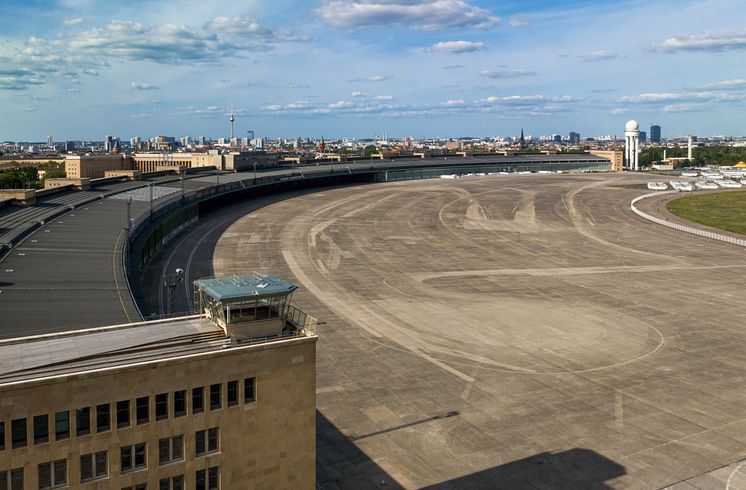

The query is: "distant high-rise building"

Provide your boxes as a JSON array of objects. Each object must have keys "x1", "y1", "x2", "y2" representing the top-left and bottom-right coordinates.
[
  {"x1": 568, "y1": 131, "x2": 580, "y2": 144},
  {"x1": 47, "y1": 135, "x2": 53, "y2": 146},
  {"x1": 104, "y1": 135, "x2": 113, "y2": 152},
  {"x1": 650, "y1": 125, "x2": 661, "y2": 143},
  {"x1": 552, "y1": 134, "x2": 562, "y2": 143},
  {"x1": 639, "y1": 131, "x2": 647, "y2": 143},
  {"x1": 519, "y1": 128, "x2": 526, "y2": 149}
]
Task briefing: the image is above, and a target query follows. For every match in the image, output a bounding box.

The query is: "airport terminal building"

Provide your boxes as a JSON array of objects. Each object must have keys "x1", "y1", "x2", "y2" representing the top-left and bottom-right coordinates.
[{"x1": 0, "y1": 275, "x2": 317, "y2": 490}]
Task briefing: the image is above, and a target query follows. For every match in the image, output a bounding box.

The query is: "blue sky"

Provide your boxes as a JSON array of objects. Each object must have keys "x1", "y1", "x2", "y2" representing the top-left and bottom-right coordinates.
[{"x1": 1, "y1": 0, "x2": 745, "y2": 140}]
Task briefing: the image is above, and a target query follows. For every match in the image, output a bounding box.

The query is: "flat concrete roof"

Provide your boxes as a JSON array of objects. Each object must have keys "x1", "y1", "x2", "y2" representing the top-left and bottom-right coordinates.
[{"x1": 0, "y1": 314, "x2": 314, "y2": 387}]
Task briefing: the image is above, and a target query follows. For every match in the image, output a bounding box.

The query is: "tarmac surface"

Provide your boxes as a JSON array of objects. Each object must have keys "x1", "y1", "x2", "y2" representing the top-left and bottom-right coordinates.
[{"x1": 194, "y1": 173, "x2": 746, "y2": 489}]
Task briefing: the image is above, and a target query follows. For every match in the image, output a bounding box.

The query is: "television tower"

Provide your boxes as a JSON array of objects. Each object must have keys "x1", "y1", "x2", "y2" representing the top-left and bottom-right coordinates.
[{"x1": 228, "y1": 102, "x2": 235, "y2": 142}]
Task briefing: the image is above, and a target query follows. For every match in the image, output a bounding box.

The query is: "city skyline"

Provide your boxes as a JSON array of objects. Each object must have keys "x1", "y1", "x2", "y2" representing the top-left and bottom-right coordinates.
[{"x1": 1, "y1": 0, "x2": 746, "y2": 140}]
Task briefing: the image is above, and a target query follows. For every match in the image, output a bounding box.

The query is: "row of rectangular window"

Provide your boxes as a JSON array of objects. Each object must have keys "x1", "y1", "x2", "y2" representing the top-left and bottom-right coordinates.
[
  {"x1": 0, "y1": 464, "x2": 219, "y2": 490},
  {"x1": 0, "y1": 377, "x2": 254, "y2": 450},
  {"x1": 1, "y1": 428, "x2": 218, "y2": 490}
]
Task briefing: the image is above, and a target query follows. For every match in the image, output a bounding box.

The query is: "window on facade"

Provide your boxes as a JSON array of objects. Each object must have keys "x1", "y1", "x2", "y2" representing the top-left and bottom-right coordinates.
[
  {"x1": 159, "y1": 475, "x2": 183, "y2": 490},
  {"x1": 174, "y1": 390, "x2": 186, "y2": 417},
  {"x1": 158, "y1": 435, "x2": 184, "y2": 465},
  {"x1": 155, "y1": 393, "x2": 168, "y2": 421},
  {"x1": 76, "y1": 407, "x2": 90, "y2": 437},
  {"x1": 244, "y1": 377, "x2": 255, "y2": 403},
  {"x1": 54, "y1": 411, "x2": 69, "y2": 441},
  {"x1": 121, "y1": 485, "x2": 147, "y2": 490},
  {"x1": 117, "y1": 400, "x2": 130, "y2": 429},
  {"x1": 192, "y1": 387, "x2": 204, "y2": 414},
  {"x1": 33, "y1": 415, "x2": 49, "y2": 445},
  {"x1": 96, "y1": 403, "x2": 110, "y2": 432},
  {"x1": 0, "y1": 421, "x2": 4, "y2": 451},
  {"x1": 195, "y1": 427, "x2": 219, "y2": 456},
  {"x1": 121, "y1": 443, "x2": 147, "y2": 473},
  {"x1": 136, "y1": 396, "x2": 149, "y2": 425},
  {"x1": 11, "y1": 418, "x2": 27, "y2": 449},
  {"x1": 37, "y1": 459, "x2": 66, "y2": 489},
  {"x1": 196, "y1": 467, "x2": 219, "y2": 490},
  {"x1": 0, "y1": 468, "x2": 24, "y2": 490},
  {"x1": 209, "y1": 384, "x2": 221, "y2": 410},
  {"x1": 80, "y1": 451, "x2": 107, "y2": 481},
  {"x1": 227, "y1": 380, "x2": 238, "y2": 406}
]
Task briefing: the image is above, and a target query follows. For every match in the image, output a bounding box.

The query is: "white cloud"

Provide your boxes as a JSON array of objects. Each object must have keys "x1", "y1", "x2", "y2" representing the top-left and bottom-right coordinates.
[
  {"x1": 663, "y1": 104, "x2": 707, "y2": 113},
  {"x1": 351, "y1": 91, "x2": 366, "y2": 97},
  {"x1": 373, "y1": 95, "x2": 393, "y2": 101},
  {"x1": 696, "y1": 79, "x2": 746, "y2": 90},
  {"x1": 653, "y1": 29, "x2": 746, "y2": 52},
  {"x1": 611, "y1": 108, "x2": 628, "y2": 115},
  {"x1": 130, "y1": 82, "x2": 159, "y2": 90},
  {"x1": 442, "y1": 64, "x2": 465, "y2": 69},
  {"x1": 432, "y1": 40, "x2": 486, "y2": 54},
  {"x1": 619, "y1": 91, "x2": 741, "y2": 103},
  {"x1": 62, "y1": 18, "x2": 86, "y2": 26},
  {"x1": 480, "y1": 69, "x2": 537, "y2": 79},
  {"x1": 508, "y1": 14, "x2": 531, "y2": 28},
  {"x1": 581, "y1": 51, "x2": 618, "y2": 62},
  {"x1": 346, "y1": 75, "x2": 392, "y2": 82},
  {"x1": 317, "y1": 0, "x2": 499, "y2": 31}
]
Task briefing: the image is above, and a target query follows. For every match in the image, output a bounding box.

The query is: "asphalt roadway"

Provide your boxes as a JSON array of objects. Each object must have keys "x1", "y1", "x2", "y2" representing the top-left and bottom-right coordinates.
[{"x1": 141, "y1": 172, "x2": 746, "y2": 489}]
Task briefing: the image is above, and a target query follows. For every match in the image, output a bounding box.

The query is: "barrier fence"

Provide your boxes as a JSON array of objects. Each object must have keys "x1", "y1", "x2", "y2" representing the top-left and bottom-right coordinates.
[{"x1": 630, "y1": 191, "x2": 746, "y2": 248}]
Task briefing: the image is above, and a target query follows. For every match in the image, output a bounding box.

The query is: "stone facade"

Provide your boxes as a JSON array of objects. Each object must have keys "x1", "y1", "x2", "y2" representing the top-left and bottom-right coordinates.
[{"x1": 0, "y1": 336, "x2": 316, "y2": 489}]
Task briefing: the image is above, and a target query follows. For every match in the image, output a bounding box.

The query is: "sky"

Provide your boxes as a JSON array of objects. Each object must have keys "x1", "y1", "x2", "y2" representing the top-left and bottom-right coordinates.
[{"x1": 1, "y1": 0, "x2": 745, "y2": 141}]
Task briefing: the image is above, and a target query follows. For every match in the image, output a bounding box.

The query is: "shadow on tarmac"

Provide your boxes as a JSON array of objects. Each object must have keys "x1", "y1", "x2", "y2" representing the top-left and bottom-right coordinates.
[{"x1": 317, "y1": 411, "x2": 626, "y2": 490}]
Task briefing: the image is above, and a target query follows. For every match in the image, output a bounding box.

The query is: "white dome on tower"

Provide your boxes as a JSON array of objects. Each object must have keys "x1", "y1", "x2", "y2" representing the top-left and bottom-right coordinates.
[{"x1": 625, "y1": 120, "x2": 639, "y2": 131}]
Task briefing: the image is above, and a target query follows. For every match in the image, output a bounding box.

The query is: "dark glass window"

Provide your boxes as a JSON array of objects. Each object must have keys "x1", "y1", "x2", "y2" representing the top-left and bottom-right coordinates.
[
  {"x1": 54, "y1": 411, "x2": 69, "y2": 440},
  {"x1": 136, "y1": 396, "x2": 149, "y2": 425},
  {"x1": 208, "y1": 466, "x2": 219, "y2": 490},
  {"x1": 11, "y1": 418, "x2": 26, "y2": 448},
  {"x1": 195, "y1": 427, "x2": 219, "y2": 456},
  {"x1": 155, "y1": 393, "x2": 168, "y2": 421},
  {"x1": 122, "y1": 485, "x2": 147, "y2": 490},
  {"x1": 196, "y1": 469, "x2": 205, "y2": 490},
  {"x1": 192, "y1": 387, "x2": 204, "y2": 414},
  {"x1": 96, "y1": 404, "x2": 110, "y2": 432},
  {"x1": 208, "y1": 427, "x2": 219, "y2": 452},
  {"x1": 1, "y1": 468, "x2": 24, "y2": 490},
  {"x1": 159, "y1": 476, "x2": 183, "y2": 490},
  {"x1": 174, "y1": 390, "x2": 186, "y2": 417},
  {"x1": 196, "y1": 467, "x2": 219, "y2": 490},
  {"x1": 76, "y1": 407, "x2": 90, "y2": 437},
  {"x1": 33, "y1": 414, "x2": 49, "y2": 445},
  {"x1": 38, "y1": 459, "x2": 66, "y2": 489},
  {"x1": 209, "y1": 384, "x2": 221, "y2": 410},
  {"x1": 227, "y1": 380, "x2": 238, "y2": 406},
  {"x1": 121, "y1": 443, "x2": 146, "y2": 473},
  {"x1": 117, "y1": 400, "x2": 130, "y2": 429},
  {"x1": 0, "y1": 421, "x2": 4, "y2": 451},
  {"x1": 81, "y1": 451, "x2": 107, "y2": 481},
  {"x1": 158, "y1": 435, "x2": 184, "y2": 465},
  {"x1": 244, "y1": 377, "x2": 255, "y2": 403}
]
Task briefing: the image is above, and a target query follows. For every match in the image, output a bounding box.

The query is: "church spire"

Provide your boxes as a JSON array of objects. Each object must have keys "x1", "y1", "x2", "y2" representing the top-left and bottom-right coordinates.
[{"x1": 519, "y1": 127, "x2": 526, "y2": 149}]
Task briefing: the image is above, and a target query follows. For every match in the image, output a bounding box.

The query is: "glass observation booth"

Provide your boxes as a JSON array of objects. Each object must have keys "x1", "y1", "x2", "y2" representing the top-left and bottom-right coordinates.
[{"x1": 193, "y1": 274, "x2": 298, "y2": 340}]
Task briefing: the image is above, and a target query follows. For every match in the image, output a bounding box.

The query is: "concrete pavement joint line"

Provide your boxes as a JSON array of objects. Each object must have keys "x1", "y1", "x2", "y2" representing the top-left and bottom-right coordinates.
[
  {"x1": 727, "y1": 461, "x2": 746, "y2": 490},
  {"x1": 411, "y1": 263, "x2": 746, "y2": 281}
]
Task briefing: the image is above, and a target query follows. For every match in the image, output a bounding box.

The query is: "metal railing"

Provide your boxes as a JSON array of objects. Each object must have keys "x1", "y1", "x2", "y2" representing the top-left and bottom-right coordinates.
[
  {"x1": 286, "y1": 305, "x2": 318, "y2": 336},
  {"x1": 630, "y1": 191, "x2": 746, "y2": 248}
]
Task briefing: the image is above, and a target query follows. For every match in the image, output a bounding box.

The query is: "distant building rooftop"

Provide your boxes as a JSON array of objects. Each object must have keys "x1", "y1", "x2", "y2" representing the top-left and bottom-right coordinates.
[{"x1": 194, "y1": 274, "x2": 297, "y2": 301}]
